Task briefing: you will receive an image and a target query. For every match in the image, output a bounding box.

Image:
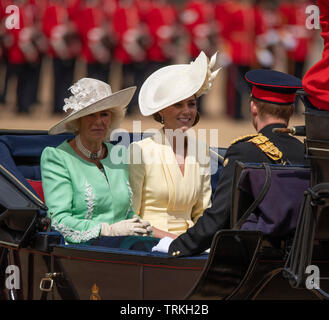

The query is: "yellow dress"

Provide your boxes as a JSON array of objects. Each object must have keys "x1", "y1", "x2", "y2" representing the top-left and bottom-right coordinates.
[{"x1": 129, "y1": 129, "x2": 212, "y2": 236}]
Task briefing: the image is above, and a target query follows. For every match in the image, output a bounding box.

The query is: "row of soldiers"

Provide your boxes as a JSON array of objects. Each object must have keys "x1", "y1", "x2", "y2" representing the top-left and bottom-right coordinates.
[{"x1": 0, "y1": 0, "x2": 316, "y2": 117}]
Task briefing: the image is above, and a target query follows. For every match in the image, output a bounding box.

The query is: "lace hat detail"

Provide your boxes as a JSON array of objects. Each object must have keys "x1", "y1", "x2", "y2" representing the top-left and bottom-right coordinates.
[
  {"x1": 48, "y1": 78, "x2": 136, "y2": 136},
  {"x1": 63, "y1": 78, "x2": 111, "y2": 114}
]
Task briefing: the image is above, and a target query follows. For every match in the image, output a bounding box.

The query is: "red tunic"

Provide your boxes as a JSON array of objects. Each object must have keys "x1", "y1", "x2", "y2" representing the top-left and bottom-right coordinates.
[
  {"x1": 219, "y1": 1, "x2": 265, "y2": 66},
  {"x1": 303, "y1": 0, "x2": 329, "y2": 110},
  {"x1": 103, "y1": 0, "x2": 118, "y2": 19},
  {"x1": 180, "y1": 0, "x2": 215, "y2": 58},
  {"x1": 144, "y1": 2, "x2": 178, "y2": 62},
  {"x1": 76, "y1": 4, "x2": 109, "y2": 63},
  {"x1": 6, "y1": 2, "x2": 37, "y2": 64},
  {"x1": 112, "y1": 1, "x2": 144, "y2": 64},
  {"x1": 279, "y1": 2, "x2": 314, "y2": 62},
  {"x1": 42, "y1": 1, "x2": 80, "y2": 59}
]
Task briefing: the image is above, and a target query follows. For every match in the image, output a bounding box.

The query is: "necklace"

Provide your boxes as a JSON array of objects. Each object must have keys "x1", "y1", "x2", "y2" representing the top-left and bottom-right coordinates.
[{"x1": 76, "y1": 134, "x2": 102, "y2": 161}]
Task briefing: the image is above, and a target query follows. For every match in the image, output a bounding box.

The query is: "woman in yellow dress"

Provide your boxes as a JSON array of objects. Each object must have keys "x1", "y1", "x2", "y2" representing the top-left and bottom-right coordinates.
[{"x1": 129, "y1": 51, "x2": 221, "y2": 239}]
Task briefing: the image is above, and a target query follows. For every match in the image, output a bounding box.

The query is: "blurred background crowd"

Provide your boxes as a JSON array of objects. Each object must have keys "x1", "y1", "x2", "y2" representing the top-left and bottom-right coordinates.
[{"x1": 0, "y1": 0, "x2": 320, "y2": 122}]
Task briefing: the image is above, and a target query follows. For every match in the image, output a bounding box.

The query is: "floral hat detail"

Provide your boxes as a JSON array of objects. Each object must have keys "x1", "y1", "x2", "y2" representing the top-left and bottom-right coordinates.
[
  {"x1": 49, "y1": 78, "x2": 136, "y2": 136},
  {"x1": 138, "y1": 51, "x2": 222, "y2": 116}
]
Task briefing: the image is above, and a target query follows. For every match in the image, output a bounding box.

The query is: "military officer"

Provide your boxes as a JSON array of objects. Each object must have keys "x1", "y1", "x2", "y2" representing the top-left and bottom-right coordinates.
[{"x1": 153, "y1": 69, "x2": 308, "y2": 257}]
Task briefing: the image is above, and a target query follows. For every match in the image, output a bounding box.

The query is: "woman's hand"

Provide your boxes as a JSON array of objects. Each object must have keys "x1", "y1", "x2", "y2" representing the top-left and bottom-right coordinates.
[
  {"x1": 100, "y1": 216, "x2": 152, "y2": 237},
  {"x1": 152, "y1": 227, "x2": 178, "y2": 239}
]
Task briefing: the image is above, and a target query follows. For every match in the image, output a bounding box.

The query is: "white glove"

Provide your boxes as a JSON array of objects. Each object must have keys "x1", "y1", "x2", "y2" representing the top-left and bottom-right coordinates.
[
  {"x1": 256, "y1": 49, "x2": 274, "y2": 68},
  {"x1": 100, "y1": 216, "x2": 151, "y2": 237},
  {"x1": 132, "y1": 214, "x2": 153, "y2": 236},
  {"x1": 281, "y1": 32, "x2": 297, "y2": 50},
  {"x1": 152, "y1": 236, "x2": 174, "y2": 253},
  {"x1": 138, "y1": 218, "x2": 153, "y2": 236}
]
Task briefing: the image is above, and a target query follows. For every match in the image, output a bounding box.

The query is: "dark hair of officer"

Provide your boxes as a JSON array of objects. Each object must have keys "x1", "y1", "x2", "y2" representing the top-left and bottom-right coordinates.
[{"x1": 249, "y1": 96, "x2": 294, "y2": 122}]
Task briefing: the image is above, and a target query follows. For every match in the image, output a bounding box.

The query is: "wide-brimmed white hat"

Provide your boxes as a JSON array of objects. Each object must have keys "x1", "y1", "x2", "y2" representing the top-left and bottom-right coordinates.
[
  {"x1": 49, "y1": 78, "x2": 136, "y2": 135},
  {"x1": 138, "y1": 51, "x2": 222, "y2": 116}
]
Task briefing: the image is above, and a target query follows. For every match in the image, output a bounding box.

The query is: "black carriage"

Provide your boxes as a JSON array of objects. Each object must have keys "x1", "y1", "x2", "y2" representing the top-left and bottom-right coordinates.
[{"x1": 1, "y1": 106, "x2": 329, "y2": 300}]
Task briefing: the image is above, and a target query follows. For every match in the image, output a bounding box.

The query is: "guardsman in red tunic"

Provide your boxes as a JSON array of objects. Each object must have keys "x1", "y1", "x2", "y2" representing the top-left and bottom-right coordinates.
[
  {"x1": 180, "y1": 0, "x2": 218, "y2": 59},
  {"x1": 134, "y1": 0, "x2": 153, "y2": 22},
  {"x1": 256, "y1": 0, "x2": 281, "y2": 70},
  {"x1": 112, "y1": 0, "x2": 149, "y2": 114},
  {"x1": 180, "y1": 0, "x2": 218, "y2": 115},
  {"x1": 27, "y1": 0, "x2": 49, "y2": 105},
  {"x1": 219, "y1": 0, "x2": 265, "y2": 120},
  {"x1": 4, "y1": 0, "x2": 46, "y2": 114},
  {"x1": 279, "y1": 0, "x2": 314, "y2": 79},
  {"x1": 112, "y1": 0, "x2": 148, "y2": 66},
  {"x1": 77, "y1": 0, "x2": 114, "y2": 82},
  {"x1": 143, "y1": 0, "x2": 179, "y2": 77},
  {"x1": 42, "y1": 0, "x2": 81, "y2": 114},
  {"x1": 102, "y1": 0, "x2": 118, "y2": 19},
  {"x1": 278, "y1": 0, "x2": 314, "y2": 113}
]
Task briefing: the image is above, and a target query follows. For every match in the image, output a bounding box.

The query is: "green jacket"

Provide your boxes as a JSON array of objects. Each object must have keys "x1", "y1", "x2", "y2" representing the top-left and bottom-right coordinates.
[{"x1": 41, "y1": 140, "x2": 135, "y2": 243}]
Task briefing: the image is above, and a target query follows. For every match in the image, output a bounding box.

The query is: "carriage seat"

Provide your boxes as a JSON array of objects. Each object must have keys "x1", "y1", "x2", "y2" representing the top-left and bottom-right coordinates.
[
  {"x1": 231, "y1": 161, "x2": 310, "y2": 242},
  {"x1": 0, "y1": 133, "x2": 74, "y2": 201}
]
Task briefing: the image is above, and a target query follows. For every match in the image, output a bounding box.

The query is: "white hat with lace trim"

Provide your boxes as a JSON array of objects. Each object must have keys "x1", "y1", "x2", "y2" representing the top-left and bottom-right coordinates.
[{"x1": 49, "y1": 78, "x2": 136, "y2": 136}]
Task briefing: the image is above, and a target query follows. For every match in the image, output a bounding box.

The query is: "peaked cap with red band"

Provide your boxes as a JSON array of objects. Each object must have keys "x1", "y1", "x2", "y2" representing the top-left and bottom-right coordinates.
[{"x1": 245, "y1": 69, "x2": 303, "y2": 105}]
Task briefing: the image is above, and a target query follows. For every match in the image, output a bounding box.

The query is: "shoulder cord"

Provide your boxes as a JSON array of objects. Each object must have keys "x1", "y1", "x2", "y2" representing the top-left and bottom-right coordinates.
[{"x1": 248, "y1": 134, "x2": 286, "y2": 165}]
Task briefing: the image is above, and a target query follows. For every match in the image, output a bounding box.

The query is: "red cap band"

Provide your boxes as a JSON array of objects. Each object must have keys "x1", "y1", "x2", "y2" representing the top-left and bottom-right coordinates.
[{"x1": 252, "y1": 87, "x2": 296, "y2": 104}]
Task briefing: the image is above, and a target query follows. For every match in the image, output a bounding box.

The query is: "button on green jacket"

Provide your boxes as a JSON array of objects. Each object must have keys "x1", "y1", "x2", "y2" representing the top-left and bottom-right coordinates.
[{"x1": 41, "y1": 140, "x2": 135, "y2": 243}]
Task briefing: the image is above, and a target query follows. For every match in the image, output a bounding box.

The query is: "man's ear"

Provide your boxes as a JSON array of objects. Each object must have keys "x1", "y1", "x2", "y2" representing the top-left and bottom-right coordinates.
[
  {"x1": 250, "y1": 100, "x2": 258, "y2": 117},
  {"x1": 286, "y1": 104, "x2": 295, "y2": 126}
]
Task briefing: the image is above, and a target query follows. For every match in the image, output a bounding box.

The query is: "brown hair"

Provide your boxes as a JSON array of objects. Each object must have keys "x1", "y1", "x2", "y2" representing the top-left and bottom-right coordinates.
[
  {"x1": 153, "y1": 94, "x2": 200, "y2": 126},
  {"x1": 250, "y1": 96, "x2": 294, "y2": 122}
]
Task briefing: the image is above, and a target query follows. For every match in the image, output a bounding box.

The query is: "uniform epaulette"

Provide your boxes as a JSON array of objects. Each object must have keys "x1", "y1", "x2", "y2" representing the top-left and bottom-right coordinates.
[
  {"x1": 230, "y1": 134, "x2": 258, "y2": 146},
  {"x1": 248, "y1": 133, "x2": 283, "y2": 162}
]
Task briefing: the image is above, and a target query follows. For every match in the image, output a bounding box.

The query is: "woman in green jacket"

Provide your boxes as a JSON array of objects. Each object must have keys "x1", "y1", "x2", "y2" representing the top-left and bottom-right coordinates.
[{"x1": 41, "y1": 78, "x2": 152, "y2": 244}]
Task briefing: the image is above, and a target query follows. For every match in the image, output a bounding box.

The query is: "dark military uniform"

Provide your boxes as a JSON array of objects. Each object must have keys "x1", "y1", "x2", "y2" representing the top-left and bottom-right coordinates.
[{"x1": 168, "y1": 123, "x2": 307, "y2": 257}]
